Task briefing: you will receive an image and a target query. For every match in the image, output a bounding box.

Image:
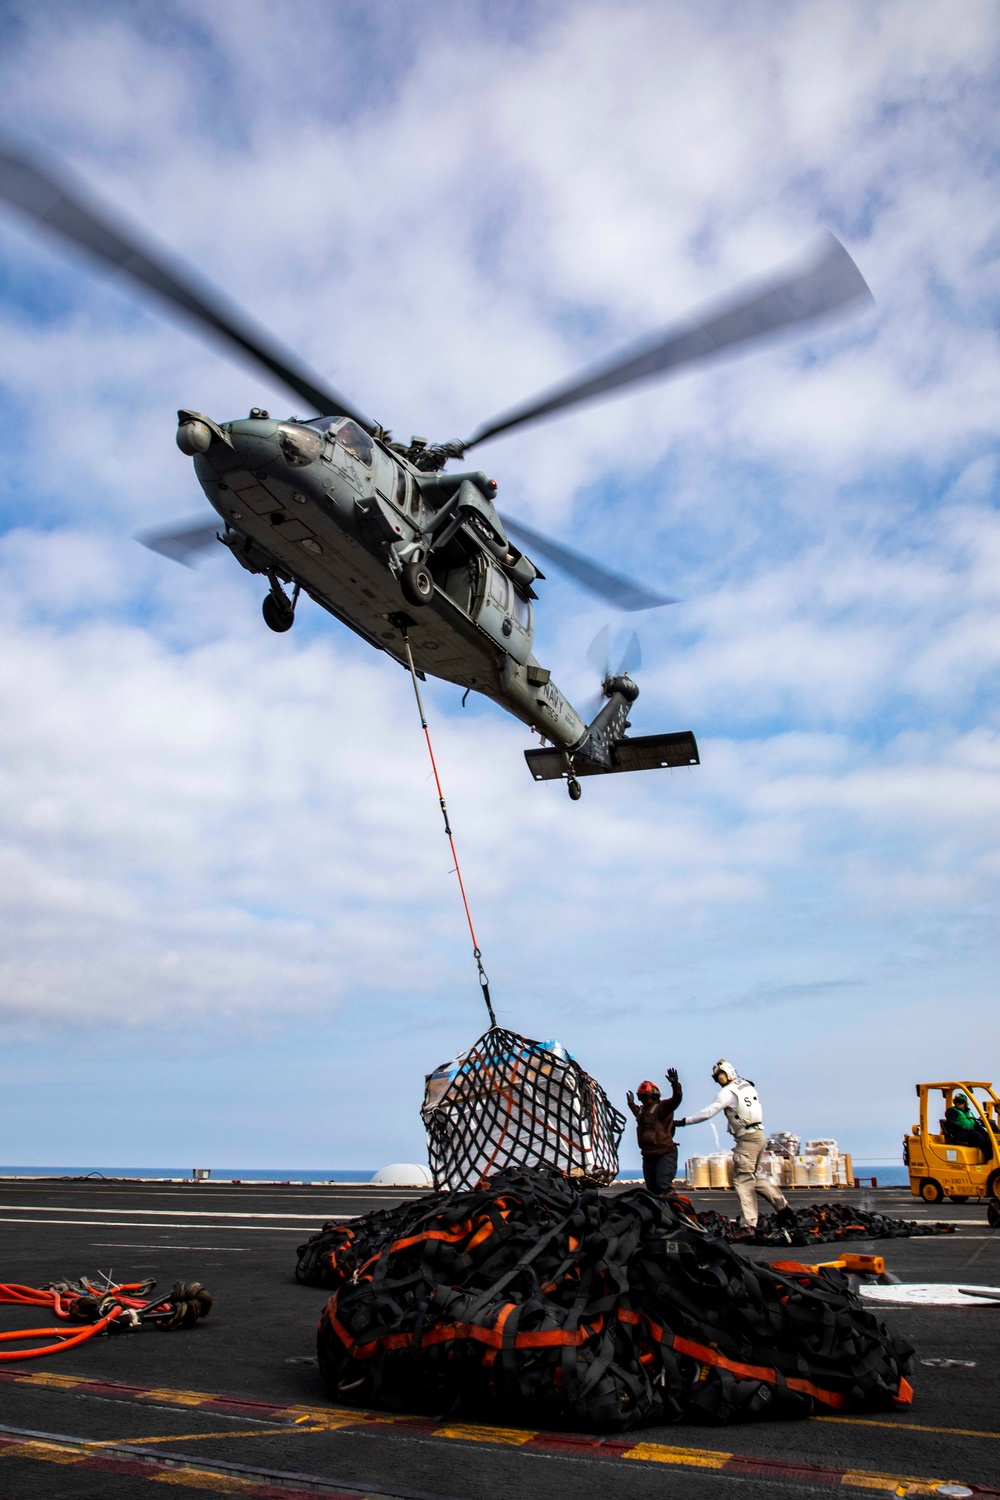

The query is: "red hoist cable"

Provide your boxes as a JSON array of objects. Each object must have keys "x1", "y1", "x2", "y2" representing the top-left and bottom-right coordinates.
[{"x1": 401, "y1": 634, "x2": 497, "y2": 1027}]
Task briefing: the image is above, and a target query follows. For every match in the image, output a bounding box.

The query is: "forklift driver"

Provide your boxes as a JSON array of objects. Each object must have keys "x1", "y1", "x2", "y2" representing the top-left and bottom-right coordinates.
[{"x1": 944, "y1": 1093, "x2": 993, "y2": 1160}]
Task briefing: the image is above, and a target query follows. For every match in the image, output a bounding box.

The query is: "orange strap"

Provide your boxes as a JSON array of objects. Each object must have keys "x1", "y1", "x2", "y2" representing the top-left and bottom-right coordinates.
[
  {"x1": 401, "y1": 633, "x2": 495, "y2": 1026},
  {"x1": 0, "y1": 1306, "x2": 123, "y2": 1361}
]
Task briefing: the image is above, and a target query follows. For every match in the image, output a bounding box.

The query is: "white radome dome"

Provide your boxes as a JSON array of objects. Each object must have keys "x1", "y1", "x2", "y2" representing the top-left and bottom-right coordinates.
[{"x1": 371, "y1": 1163, "x2": 433, "y2": 1187}]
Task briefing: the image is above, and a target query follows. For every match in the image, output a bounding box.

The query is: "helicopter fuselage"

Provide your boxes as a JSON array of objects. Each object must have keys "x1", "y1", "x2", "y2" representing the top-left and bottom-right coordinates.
[{"x1": 189, "y1": 412, "x2": 589, "y2": 750}]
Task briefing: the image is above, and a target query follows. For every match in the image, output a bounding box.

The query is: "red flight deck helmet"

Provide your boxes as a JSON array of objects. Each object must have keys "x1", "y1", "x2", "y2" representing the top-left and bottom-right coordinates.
[{"x1": 637, "y1": 1080, "x2": 660, "y2": 1098}]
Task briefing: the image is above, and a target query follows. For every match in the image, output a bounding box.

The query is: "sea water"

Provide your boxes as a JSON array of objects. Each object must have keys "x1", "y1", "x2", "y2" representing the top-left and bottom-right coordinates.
[
  {"x1": 0, "y1": 1162, "x2": 912, "y2": 1186},
  {"x1": 0, "y1": 1167, "x2": 376, "y2": 1182}
]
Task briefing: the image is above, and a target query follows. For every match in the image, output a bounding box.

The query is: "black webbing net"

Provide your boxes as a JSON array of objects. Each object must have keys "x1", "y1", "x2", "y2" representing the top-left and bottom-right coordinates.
[
  {"x1": 689, "y1": 1200, "x2": 956, "y2": 1245},
  {"x1": 421, "y1": 1027, "x2": 625, "y2": 1191},
  {"x1": 297, "y1": 1168, "x2": 915, "y2": 1431}
]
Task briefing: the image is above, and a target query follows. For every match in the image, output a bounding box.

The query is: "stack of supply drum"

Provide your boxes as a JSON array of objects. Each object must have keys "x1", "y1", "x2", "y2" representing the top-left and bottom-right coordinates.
[{"x1": 685, "y1": 1137, "x2": 853, "y2": 1190}]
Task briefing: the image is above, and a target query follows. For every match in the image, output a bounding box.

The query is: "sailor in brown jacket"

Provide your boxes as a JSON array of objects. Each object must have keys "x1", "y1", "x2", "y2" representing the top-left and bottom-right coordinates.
[{"x1": 627, "y1": 1069, "x2": 683, "y2": 1195}]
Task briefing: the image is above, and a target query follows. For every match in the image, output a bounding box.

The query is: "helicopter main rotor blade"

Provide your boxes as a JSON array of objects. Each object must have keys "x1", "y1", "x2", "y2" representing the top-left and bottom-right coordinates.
[
  {"x1": 501, "y1": 512, "x2": 676, "y2": 612},
  {"x1": 137, "y1": 516, "x2": 221, "y2": 566},
  {"x1": 467, "y1": 233, "x2": 872, "y2": 449},
  {"x1": 0, "y1": 141, "x2": 372, "y2": 427}
]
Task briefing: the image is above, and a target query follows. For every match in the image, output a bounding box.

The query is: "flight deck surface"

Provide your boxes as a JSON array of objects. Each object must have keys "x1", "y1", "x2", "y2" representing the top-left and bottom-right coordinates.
[{"x1": 0, "y1": 1178, "x2": 997, "y2": 1498}]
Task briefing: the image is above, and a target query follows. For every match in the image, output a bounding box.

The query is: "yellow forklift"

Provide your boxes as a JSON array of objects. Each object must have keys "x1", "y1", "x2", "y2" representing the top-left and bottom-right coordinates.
[{"x1": 905, "y1": 1080, "x2": 1000, "y2": 1204}]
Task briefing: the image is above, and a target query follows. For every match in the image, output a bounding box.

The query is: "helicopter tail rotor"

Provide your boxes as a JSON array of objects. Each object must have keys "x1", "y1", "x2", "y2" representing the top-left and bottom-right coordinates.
[
  {"x1": 581, "y1": 624, "x2": 642, "y2": 719},
  {"x1": 524, "y1": 661, "x2": 698, "y2": 794}
]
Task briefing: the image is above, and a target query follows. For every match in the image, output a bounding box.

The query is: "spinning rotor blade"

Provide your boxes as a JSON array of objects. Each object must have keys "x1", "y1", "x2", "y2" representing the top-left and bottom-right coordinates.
[
  {"x1": 501, "y1": 512, "x2": 676, "y2": 612},
  {"x1": 619, "y1": 629, "x2": 642, "y2": 677},
  {"x1": 137, "y1": 516, "x2": 221, "y2": 566},
  {"x1": 583, "y1": 625, "x2": 642, "y2": 718},
  {"x1": 467, "y1": 233, "x2": 872, "y2": 448},
  {"x1": 586, "y1": 624, "x2": 641, "y2": 680},
  {"x1": 0, "y1": 141, "x2": 371, "y2": 426},
  {"x1": 586, "y1": 623, "x2": 613, "y2": 679}
]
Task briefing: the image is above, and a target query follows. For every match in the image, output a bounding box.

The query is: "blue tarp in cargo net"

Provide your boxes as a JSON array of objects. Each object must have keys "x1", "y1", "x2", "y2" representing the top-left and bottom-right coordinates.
[{"x1": 421, "y1": 1026, "x2": 625, "y2": 1190}]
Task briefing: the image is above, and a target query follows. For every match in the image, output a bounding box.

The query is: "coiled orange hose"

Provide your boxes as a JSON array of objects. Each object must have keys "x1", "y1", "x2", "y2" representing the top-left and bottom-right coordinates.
[{"x1": 0, "y1": 1279, "x2": 158, "y2": 1360}]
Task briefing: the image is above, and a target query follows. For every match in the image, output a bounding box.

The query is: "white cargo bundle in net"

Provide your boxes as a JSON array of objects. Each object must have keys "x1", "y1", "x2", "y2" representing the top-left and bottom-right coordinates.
[{"x1": 422, "y1": 1026, "x2": 625, "y2": 1191}]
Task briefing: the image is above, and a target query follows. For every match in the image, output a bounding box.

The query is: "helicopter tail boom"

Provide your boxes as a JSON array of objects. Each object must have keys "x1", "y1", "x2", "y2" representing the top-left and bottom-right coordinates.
[
  {"x1": 524, "y1": 674, "x2": 699, "y2": 789},
  {"x1": 524, "y1": 730, "x2": 699, "y2": 784}
]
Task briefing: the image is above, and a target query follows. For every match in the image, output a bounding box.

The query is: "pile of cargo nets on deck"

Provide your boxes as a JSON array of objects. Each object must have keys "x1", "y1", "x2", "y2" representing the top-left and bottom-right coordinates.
[
  {"x1": 296, "y1": 1168, "x2": 913, "y2": 1432},
  {"x1": 688, "y1": 1200, "x2": 956, "y2": 1245}
]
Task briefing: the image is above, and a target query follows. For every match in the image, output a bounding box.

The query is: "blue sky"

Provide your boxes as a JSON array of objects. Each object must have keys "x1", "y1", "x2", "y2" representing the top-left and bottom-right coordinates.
[{"x1": 0, "y1": 0, "x2": 998, "y2": 1173}]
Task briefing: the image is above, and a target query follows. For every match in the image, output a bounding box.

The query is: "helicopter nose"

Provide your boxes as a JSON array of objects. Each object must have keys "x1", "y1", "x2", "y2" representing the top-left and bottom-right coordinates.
[{"x1": 225, "y1": 415, "x2": 281, "y2": 470}]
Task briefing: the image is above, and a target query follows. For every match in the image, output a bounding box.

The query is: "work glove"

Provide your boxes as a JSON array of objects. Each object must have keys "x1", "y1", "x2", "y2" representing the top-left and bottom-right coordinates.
[
  {"x1": 674, "y1": 1117, "x2": 688, "y2": 1127},
  {"x1": 666, "y1": 1067, "x2": 680, "y2": 1087},
  {"x1": 626, "y1": 1090, "x2": 636, "y2": 1108}
]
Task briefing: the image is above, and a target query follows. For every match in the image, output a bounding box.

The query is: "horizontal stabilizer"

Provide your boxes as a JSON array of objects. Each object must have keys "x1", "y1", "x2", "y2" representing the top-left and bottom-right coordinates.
[{"x1": 525, "y1": 731, "x2": 699, "y2": 782}]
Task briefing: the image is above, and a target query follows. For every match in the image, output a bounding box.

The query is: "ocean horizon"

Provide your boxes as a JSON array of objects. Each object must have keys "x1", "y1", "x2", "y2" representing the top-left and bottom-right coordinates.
[
  {"x1": 0, "y1": 1162, "x2": 910, "y2": 1186},
  {"x1": 0, "y1": 1166, "x2": 377, "y2": 1183}
]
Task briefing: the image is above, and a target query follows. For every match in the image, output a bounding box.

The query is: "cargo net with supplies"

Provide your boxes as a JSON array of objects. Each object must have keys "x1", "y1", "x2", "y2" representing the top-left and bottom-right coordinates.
[
  {"x1": 297, "y1": 1168, "x2": 915, "y2": 1432},
  {"x1": 421, "y1": 1027, "x2": 625, "y2": 1191}
]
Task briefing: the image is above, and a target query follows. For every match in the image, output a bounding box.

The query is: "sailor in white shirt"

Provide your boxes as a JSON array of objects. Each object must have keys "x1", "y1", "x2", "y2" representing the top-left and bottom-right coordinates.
[{"x1": 676, "y1": 1059, "x2": 792, "y2": 1238}]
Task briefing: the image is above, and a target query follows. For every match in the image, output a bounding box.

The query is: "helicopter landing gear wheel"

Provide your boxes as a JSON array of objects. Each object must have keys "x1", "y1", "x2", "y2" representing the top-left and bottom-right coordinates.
[
  {"x1": 401, "y1": 560, "x2": 434, "y2": 607},
  {"x1": 567, "y1": 777, "x2": 582, "y2": 801},
  {"x1": 262, "y1": 590, "x2": 294, "y2": 632}
]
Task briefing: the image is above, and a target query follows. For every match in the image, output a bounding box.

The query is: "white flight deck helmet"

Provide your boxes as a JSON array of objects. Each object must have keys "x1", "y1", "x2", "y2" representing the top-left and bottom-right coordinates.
[{"x1": 712, "y1": 1059, "x2": 737, "y2": 1086}]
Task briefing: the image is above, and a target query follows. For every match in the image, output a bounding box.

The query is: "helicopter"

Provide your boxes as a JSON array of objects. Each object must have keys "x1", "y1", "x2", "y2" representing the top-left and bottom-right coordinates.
[{"x1": 0, "y1": 144, "x2": 872, "y2": 799}]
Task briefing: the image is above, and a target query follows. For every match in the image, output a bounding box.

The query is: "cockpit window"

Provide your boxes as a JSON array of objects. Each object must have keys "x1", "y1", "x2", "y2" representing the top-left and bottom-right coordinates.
[
  {"x1": 335, "y1": 421, "x2": 374, "y2": 466},
  {"x1": 303, "y1": 416, "x2": 374, "y2": 466}
]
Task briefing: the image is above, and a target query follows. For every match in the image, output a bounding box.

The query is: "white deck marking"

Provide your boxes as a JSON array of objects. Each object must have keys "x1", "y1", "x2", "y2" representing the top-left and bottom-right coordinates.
[
  {"x1": 860, "y1": 1282, "x2": 1000, "y2": 1305},
  {"x1": 0, "y1": 1204, "x2": 357, "y2": 1221},
  {"x1": 90, "y1": 1243, "x2": 252, "y2": 1251},
  {"x1": 0, "y1": 1217, "x2": 317, "y2": 1232}
]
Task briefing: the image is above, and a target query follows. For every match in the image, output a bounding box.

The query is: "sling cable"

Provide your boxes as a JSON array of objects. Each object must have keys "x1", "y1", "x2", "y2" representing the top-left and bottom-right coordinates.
[{"x1": 401, "y1": 632, "x2": 496, "y2": 1027}]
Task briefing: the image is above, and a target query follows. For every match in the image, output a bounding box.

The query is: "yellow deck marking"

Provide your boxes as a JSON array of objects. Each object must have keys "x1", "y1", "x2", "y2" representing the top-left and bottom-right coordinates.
[
  {"x1": 9, "y1": 1368, "x2": 998, "y2": 1445},
  {"x1": 841, "y1": 1472, "x2": 942, "y2": 1495},
  {"x1": 0, "y1": 1428, "x2": 983, "y2": 1500},
  {"x1": 818, "y1": 1415, "x2": 1000, "y2": 1440},
  {"x1": 148, "y1": 1467, "x2": 251, "y2": 1492},
  {"x1": 5, "y1": 1370, "x2": 83, "y2": 1391},
  {"x1": 272, "y1": 1405, "x2": 397, "y2": 1430},
  {"x1": 0, "y1": 1439, "x2": 83, "y2": 1465},
  {"x1": 139, "y1": 1388, "x2": 216, "y2": 1406},
  {"x1": 433, "y1": 1422, "x2": 535, "y2": 1445},
  {"x1": 0, "y1": 1368, "x2": 990, "y2": 1499},
  {"x1": 85, "y1": 1426, "x2": 322, "y2": 1447},
  {"x1": 623, "y1": 1442, "x2": 730, "y2": 1467}
]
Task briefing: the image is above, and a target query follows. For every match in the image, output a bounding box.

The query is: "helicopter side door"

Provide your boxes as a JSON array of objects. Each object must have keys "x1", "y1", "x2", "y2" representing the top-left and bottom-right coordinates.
[{"x1": 474, "y1": 560, "x2": 532, "y2": 665}]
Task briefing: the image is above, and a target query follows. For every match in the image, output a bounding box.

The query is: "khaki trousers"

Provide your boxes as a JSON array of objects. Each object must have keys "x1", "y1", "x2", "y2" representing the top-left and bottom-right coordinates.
[{"x1": 732, "y1": 1128, "x2": 787, "y2": 1227}]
